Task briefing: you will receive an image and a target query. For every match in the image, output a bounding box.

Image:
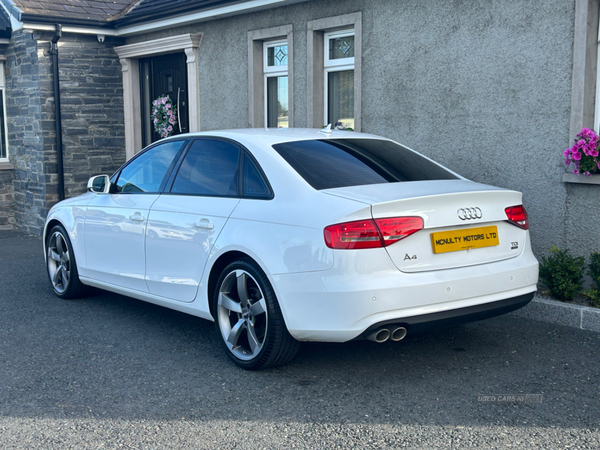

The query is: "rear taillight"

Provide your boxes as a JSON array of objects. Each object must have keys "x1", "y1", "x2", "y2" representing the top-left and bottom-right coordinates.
[
  {"x1": 324, "y1": 217, "x2": 424, "y2": 249},
  {"x1": 505, "y1": 205, "x2": 529, "y2": 230}
]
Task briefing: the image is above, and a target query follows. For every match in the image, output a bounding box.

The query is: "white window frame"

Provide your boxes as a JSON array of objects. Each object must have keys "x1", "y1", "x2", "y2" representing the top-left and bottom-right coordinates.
[
  {"x1": 248, "y1": 25, "x2": 294, "y2": 129},
  {"x1": 323, "y1": 30, "x2": 355, "y2": 127},
  {"x1": 263, "y1": 39, "x2": 288, "y2": 128},
  {"x1": 307, "y1": 12, "x2": 362, "y2": 131}
]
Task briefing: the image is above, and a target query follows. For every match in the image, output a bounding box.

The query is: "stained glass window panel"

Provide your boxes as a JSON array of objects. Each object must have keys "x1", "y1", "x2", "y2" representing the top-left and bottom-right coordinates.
[
  {"x1": 267, "y1": 44, "x2": 288, "y2": 67},
  {"x1": 329, "y1": 36, "x2": 355, "y2": 60}
]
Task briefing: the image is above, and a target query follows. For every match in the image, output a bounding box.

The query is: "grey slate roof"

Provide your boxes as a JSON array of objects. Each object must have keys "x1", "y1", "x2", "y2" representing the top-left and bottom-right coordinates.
[
  {"x1": 12, "y1": 0, "x2": 135, "y2": 22},
  {"x1": 4, "y1": 0, "x2": 245, "y2": 24}
]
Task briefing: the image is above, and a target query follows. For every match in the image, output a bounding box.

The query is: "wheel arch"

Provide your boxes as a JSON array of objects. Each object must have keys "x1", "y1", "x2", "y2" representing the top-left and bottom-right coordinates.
[
  {"x1": 207, "y1": 250, "x2": 270, "y2": 321},
  {"x1": 44, "y1": 219, "x2": 65, "y2": 248}
]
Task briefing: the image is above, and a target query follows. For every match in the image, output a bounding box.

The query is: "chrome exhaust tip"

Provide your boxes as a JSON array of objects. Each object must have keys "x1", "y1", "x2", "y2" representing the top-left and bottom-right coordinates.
[
  {"x1": 367, "y1": 328, "x2": 390, "y2": 343},
  {"x1": 389, "y1": 326, "x2": 407, "y2": 342}
]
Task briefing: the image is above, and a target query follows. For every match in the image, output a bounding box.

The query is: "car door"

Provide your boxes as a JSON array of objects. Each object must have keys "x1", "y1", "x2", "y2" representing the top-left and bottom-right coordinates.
[
  {"x1": 83, "y1": 139, "x2": 187, "y2": 292},
  {"x1": 145, "y1": 138, "x2": 243, "y2": 302}
]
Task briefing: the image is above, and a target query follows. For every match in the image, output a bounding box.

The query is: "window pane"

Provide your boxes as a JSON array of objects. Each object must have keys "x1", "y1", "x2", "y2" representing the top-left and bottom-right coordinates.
[
  {"x1": 244, "y1": 155, "x2": 270, "y2": 198},
  {"x1": 0, "y1": 91, "x2": 6, "y2": 159},
  {"x1": 328, "y1": 70, "x2": 354, "y2": 130},
  {"x1": 267, "y1": 44, "x2": 288, "y2": 66},
  {"x1": 116, "y1": 140, "x2": 184, "y2": 193},
  {"x1": 171, "y1": 139, "x2": 240, "y2": 196},
  {"x1": 272, "y1": 139, "x2": 458, "y2": 190},
  {"x1": 266, "y1": 76, "x2": 288, "y2": 128},
  {"x1": 329, "y1": 35, "x2": 354, "y2": 60}
]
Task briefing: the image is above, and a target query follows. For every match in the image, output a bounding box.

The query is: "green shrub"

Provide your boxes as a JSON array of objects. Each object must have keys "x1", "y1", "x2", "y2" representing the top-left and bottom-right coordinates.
[
  {"x1": 539, "y1": 246, "x2": 585, "y2": 301},
  {"x1": 585, "y1": 252, "x2": 600, "y2": 307}
]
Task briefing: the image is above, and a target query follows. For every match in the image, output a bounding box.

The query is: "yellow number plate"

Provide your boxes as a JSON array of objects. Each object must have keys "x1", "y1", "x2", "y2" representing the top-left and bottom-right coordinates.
[{"x1": 431, "y1": 226, "x2": 499, "y2": 254}]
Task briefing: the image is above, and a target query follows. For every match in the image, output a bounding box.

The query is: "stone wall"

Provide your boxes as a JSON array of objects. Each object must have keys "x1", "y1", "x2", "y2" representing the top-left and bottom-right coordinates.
[
  {"x1": 37, "y1": 32, "x2": 126, "y2": 204},
  {"x1": 5, "y1": 30, "x2": 46, "y2": 234},
  {"x1": 0, "y1": 169, "x2": 14, "y2": 230},
  {"x1": 1, "y1": 30, "x2": 125, "y2": 234}
]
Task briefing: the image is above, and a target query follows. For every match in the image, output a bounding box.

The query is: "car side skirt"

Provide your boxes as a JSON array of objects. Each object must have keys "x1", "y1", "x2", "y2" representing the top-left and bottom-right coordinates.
[{"x1": 80, "y1": 277, "x2": 215, "y2": 322}]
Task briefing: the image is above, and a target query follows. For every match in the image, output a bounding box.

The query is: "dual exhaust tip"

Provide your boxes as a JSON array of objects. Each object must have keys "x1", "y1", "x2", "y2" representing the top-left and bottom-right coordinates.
[{"x1": 367, "y1": 326, "x2": 407, "y2": 343}]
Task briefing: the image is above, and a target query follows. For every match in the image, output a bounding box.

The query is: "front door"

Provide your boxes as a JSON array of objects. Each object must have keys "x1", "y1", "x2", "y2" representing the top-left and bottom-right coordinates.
[{"x1": 141, "y1": 53, "x2": 189, "y2": 147}]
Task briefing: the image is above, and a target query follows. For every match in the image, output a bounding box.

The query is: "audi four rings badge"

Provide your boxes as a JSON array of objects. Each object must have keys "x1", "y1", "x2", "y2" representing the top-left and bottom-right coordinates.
[{"x1": 457, "y1": 207, "x2": 482, "y2": 220}]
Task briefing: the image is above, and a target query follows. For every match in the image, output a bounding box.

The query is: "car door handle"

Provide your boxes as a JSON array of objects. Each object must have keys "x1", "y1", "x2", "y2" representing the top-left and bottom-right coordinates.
[
  {"x1": 194, "y1": 220, "x2": 214, "y2": 230},
  {"x1": 129, "y1": 214, "x2": 145, "y2": 222}
]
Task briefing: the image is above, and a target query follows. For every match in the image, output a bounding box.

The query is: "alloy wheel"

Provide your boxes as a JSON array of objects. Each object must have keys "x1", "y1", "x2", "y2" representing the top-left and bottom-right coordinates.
[
  {"x1": 217, "y1": 269, "x2": 268, "y2": 361},
  {"x1": 47, "y1": 231, "x2": 71, "y2": 294}
]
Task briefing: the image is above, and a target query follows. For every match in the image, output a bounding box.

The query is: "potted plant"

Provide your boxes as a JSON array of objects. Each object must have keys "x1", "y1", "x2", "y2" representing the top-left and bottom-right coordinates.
[{"x1": 564, "y1": 128, "x2": 600, "y2": 176}]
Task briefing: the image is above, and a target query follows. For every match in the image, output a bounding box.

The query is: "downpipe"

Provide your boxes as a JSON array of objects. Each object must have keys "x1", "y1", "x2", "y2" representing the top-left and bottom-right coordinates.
[{"x1": 50, "y1": 24, "x2": 65, "y2": 201}]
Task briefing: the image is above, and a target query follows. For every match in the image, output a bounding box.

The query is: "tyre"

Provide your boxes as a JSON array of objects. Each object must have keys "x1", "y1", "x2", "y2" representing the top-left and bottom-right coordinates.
[
  {"x1": 213, "y1": 259, "x2": 300, "y2": 370},
  {"x1": 46, "y1": 225, "x2": 87, "y2": 299}
]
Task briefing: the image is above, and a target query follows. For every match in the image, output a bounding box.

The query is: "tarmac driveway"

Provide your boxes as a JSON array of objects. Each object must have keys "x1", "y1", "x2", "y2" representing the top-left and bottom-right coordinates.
[{"x1": 0, "y1": 231, "x2": 599, "y2": 449}]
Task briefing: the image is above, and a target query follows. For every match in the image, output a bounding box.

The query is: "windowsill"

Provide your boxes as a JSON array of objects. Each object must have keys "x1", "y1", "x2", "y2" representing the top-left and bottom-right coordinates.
[
  {"x1": 0, "y1": 162, "x2": 13, "y2": 170},
  {"x1": 563, "y1": 172, "x2": 600, "y2": 185}
]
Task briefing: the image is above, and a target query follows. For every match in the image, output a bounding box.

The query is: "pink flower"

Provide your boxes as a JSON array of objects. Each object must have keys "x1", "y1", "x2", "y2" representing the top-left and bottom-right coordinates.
[
  {"x1": 572, "y1": 150, "x2": 582, "y2": 161},
  {"x1": 168, "y1": 125, "x2": 173, "y2": 132}
]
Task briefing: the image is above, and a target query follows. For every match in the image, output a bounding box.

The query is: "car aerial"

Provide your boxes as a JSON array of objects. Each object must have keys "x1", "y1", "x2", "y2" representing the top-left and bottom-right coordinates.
[{"x1": 44, "y1": 128, "x2": 539, "y2": 370}]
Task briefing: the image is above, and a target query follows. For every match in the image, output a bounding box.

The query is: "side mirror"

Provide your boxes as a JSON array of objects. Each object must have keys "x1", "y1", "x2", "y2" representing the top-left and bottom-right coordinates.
[{"x1": 87, "y1": 175, "x2": 111, "y2": 194}]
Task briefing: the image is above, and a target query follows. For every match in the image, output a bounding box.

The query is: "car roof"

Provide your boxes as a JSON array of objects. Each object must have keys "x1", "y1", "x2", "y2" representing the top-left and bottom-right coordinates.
[{"x1": 163, "y1": 128, "x2": 391, "y2": 147}]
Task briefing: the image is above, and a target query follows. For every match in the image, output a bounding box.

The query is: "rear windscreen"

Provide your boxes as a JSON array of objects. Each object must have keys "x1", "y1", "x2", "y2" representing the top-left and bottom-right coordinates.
[{"x1": 272, "y1": 139, "x2": 459, "y2": 190}]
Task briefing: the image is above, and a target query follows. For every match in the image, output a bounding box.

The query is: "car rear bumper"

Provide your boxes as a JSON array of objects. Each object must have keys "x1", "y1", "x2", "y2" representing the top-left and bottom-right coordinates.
[
  {"x1": 272, "y1": 241, "x2": 539, "y2": 342},
  {"x1": 355, "y1": 292, "x2": 534, "y2": 339}
]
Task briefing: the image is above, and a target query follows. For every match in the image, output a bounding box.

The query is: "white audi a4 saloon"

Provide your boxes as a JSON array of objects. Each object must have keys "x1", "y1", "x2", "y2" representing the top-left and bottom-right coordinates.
[{"x1": 44, "y1": 128, "x2": 539, "y2": 369}]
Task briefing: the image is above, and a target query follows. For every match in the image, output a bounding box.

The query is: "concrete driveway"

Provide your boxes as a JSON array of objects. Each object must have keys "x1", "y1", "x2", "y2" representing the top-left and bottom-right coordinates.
[{"x1": 0, "y1": 231, "x2": 599, "y2": 449}]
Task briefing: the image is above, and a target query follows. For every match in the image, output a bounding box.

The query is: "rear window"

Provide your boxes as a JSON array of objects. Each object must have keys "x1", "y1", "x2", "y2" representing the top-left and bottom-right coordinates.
[{"x1": 272, "y1": 139, "x2": 458, "y2": 190}]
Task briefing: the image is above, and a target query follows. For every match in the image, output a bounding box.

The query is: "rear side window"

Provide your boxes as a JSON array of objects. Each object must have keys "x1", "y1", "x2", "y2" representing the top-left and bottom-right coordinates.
[
  {"x1": 272, "y1": 139, "x2": 458, "y2": 190},
  {"x1": 171, "y1": 139, "x2": 240, "y2": 196},
  {"x1": 243, "y1": 155, "x2": 271, "y2": 199}
]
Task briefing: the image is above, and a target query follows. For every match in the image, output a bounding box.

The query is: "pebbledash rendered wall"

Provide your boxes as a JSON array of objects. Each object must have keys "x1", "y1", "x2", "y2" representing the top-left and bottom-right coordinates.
[
  {"x1": 128, "y1": 0, "x2": 585, "y2": 258},
  {"x1": 1, "y1": 30, "x2": 126, "y2": 234}
]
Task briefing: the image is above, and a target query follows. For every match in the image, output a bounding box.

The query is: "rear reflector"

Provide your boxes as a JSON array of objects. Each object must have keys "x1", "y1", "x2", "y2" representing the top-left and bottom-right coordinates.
[
  {"x1": 505, "y1": 205, "x2": 529, "y2": 230},
  {"x1": 324, "y1": 217, "x2": 424, "y2": 249}
]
